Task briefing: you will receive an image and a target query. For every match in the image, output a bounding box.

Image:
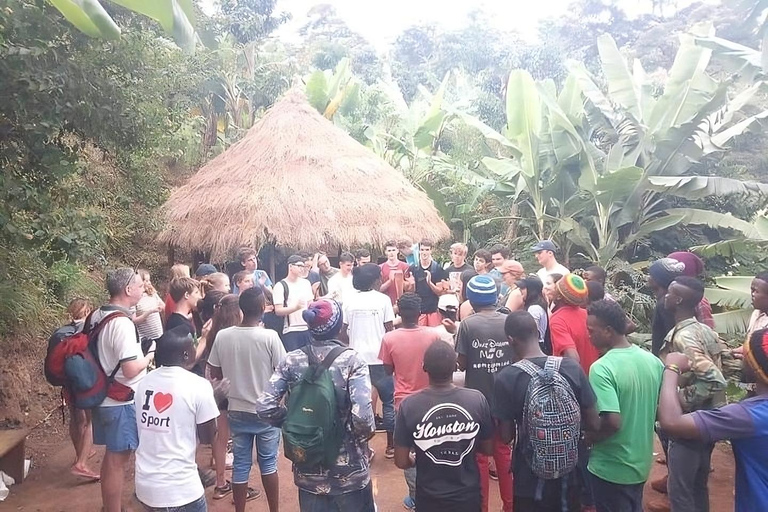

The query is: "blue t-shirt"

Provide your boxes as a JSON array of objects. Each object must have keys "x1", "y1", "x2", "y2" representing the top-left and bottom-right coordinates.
[{"x1": 692, "y1": 396, "x2": 768, "y2": 511}]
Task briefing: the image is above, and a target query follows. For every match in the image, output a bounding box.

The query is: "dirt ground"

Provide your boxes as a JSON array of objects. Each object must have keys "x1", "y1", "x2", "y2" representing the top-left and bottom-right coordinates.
[{"x1": 1, "y1": 422, "x2": 735, "y2": 512}]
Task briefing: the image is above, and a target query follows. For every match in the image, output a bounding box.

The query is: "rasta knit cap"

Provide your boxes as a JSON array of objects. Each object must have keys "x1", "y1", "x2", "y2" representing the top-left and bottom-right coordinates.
[
  {"x1": 466, "y1": 275, "x2": 498, "y2": 307},
  {"x1": 302, "y1": 299, "x2": 343, "y2": 340},
  {"x1": 649, "y1": 257, "x2": 685, "y2": 289},
  {"x1": 555, "y1": 273, "x2": 588, "y2": 306},
  {"x1": 744, "y1": 328, "x2": 768, "y2": 386}
]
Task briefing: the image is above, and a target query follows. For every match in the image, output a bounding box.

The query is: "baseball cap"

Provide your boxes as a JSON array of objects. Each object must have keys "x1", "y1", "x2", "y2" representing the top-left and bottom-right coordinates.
[
  {"x1": 195, "y1": 263, "x2": 217, "y2": 277},
  {"x1": 531, "y1": 240, "x2": 557, "y2": 253}
]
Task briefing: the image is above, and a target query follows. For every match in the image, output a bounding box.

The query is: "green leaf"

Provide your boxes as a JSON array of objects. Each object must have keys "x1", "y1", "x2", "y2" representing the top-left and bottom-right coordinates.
[
  {"x1": 713, "y1": 276, "x2": 754, "y2": 293},
  {"x1": 695, "y1": 34, "x2": 762, "y2": 78},
  {"x1": 597, "y1": 34, "x2": 640, "y2": 119},
  {"x1": 110, "y1": 0, "x2": 196, "y2": 52},
  {"x1": 692, "y1": 238, "x2": 768, "y2": 258},
  {"x1": 647, "y1": 176, "x2": 768, "y2": 199},
  {"x1": 665, "y1": 208, "x2": 762, "y2": 238},
  {"x1": 48, "y1": 0, "x2": 121, "y2": 39},
  {"x1": 705, "y1": 287, "x2": 752, "y2": 309},
  {"x1": 623, "y1": 213, "x2": 688, "y2": 246},
  {"x1": 505, "y1": 70, "x2": 541, "y2": 178},
  {"x1": 305, "y1": 71, "x2": 329, "y2": 113},
  {"x1": 712, "y1": 309, "x2": 753, "y2": 335}
]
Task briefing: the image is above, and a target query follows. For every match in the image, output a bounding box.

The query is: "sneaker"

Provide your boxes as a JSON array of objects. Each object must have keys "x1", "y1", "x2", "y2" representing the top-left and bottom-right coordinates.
[
  {"x1": 231, "y1": 487, "x2": 261, "y2": 504},
  {"x1": 368, "y1": 447, "x2": 375, "y2": 462},
  {"x1": 489, "y1": 468, "x2": 498, "y2": 481},
  {"x1": 375, "y1": 415, "x2": 386, "y2": 432},
  {"x1": 213, "y1": 481, "x2": 232, "y2": 500},
  {"x1": 403, "y1": 496, "x2": 416, "y2": 510},
  {"x1": 385, "y1": 445, "x2": 395, "y2": 459}
]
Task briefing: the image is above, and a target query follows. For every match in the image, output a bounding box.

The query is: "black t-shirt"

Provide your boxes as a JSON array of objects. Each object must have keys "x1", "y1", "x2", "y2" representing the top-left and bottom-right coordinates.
[
  {"x1": 493, "y1": 356, "x2": 596, "y2": 498},
  {"x1": 409, "y1": 261, "x2": 448, "y2": 314},
  {"x1": 445, "y1": 263, "x2": 472, "y2": 275},
  {"x1": 165, "y1": 313, "x2": 195, "y2": 336},
  {"x1": 455, "y1": 311, "x2": 514, "y2": 410},
  {"x1": 395, "y1": 386, "x2": 493, "y2": 511}
]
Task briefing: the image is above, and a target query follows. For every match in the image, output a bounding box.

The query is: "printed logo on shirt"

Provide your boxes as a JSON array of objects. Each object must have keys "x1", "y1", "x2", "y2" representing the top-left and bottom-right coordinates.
[
  {"x1": 470, "y1": 337, "x2": 510, "y2": 373},
  {"x1": 413, "y1": 403, "x2": 480, "y2": 466},
  {"x1": 140, "y1": 389, "x2": 173, "y2": 429}
]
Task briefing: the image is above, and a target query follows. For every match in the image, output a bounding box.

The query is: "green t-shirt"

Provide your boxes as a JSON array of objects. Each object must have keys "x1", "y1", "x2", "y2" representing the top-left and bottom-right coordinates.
[{"x1": 588, "y1": 344, "x2": 664, "y2": 484}]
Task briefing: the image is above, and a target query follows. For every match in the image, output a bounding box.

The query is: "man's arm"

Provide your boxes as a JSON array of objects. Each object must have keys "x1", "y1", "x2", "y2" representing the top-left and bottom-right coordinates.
[
  {"x1": 657, "y1": 355, "x2": 702, "y2": 439},
  {"x1": 255, "y1": 362, "x2": 292, "y2": 426},
  {"x1": 394, "y1": 446, "x2": 414, "y2": 470},
  {"x1": 585, "y1": 364, "x2": 621, "y2": 444},
  {"x1": 676, "y1": 335, "x2": 727, "y2": 412},
  {"x1": 498, "y1": 419, "x2": 515, "y2": 445},
  {"x1": 549, "y1": 315, "x2": 579, "y2": 363},
  {"x1": 273, "y1": 282, "x2": 303, "y2": 317},
  {"x1": 348, "y1": 355, "x2": 375, "y2": 441},
  {"x1": 196, "y1": 418, "x2": 217, "y2": 445},
  {"x1": 207, "y1": 363, "x2": 223, "y2": 381}
]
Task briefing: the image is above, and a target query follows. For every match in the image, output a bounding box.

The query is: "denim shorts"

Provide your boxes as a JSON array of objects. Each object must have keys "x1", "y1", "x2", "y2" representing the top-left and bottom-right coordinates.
[
  {"x1": 93, "y1": 403, "x2": 139, "y2": 452},
  {"x1": 140, "y1": 494, "x2": 207, "y2": 512},
  {"x1": 228, "y1": 411, "x2": 281, "y2": 483}
]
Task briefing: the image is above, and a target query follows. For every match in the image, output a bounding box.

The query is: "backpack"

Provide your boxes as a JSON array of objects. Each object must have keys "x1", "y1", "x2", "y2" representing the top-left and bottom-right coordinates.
[
  {"x1": 282, "y1": 345, "x2": 351, "y2": 468},
  {"x1": 263, "y1": 279, "x2": 288, "y2": 338},
  {"x1": 44, "y1": 311, "x2": 133, "y2": 409},
  {"x1": 514, "y1": 357, "x2": 581, "y2": 480}
]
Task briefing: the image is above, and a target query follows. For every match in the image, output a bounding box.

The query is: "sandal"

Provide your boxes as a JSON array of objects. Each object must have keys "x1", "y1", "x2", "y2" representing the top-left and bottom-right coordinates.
[{"x1": 213, "y1": 481, "x2": 232, "y2": 500}]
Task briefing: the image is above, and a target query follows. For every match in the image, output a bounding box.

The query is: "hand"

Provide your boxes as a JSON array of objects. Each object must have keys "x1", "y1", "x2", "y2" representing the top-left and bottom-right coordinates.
[
  {"x1": 155, "y1": 304, "x2": 164, "y2": 313},
  {"x1": 409, "y1": 452, "x2": 416, "y2": 468},
  {"x1": 731, "y1": 345, "x2": 744, "y2": 359},
  {"x1": 200, "y1": 319, "x2": 212, "y2": 340},
  {"x1": 442, "y1": 318, "x2": 457, "y2": 334},
  {"x1": 259, "y1": 273, "x2": 268, "y2": 285},
  {"x1": 297, "y1": 299, "x2": 308, "y2": 310},
  {"x1": 211, "y1": 378, "x2": 230, "y2": 405},
  {"x1": 665, "y1": 352, "x2": 692, "y2": 373}
]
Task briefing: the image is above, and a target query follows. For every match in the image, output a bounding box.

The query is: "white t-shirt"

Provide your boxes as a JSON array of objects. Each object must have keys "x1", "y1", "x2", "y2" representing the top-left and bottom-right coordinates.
[
  {"x1": 327, "y1": 272, "x2": 356, "y2": 305},
  {"x1": 90, "y1": 306, "x2": 144, "y2": 406},
  {"x1": 134, "y1": 293, "x2": 163, "y2": 340},
  {"x1": 273, "y1": 278, "x2": 314, "y2": 333},
  {"x1": 343, "y1": 290, "x2": 395, "y2": 365},
  {"x1": 536, "y1": 263, "x2": 570, "y2": 283},
  {"x1": 134, "y1": 366, "x2": 219, "y2": 508},
  {"x1": 208, "y1": 326, "x2": 286, "y2": 413}
]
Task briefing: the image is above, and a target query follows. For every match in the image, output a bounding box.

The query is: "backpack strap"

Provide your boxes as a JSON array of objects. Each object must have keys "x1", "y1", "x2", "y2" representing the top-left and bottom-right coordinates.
[
  {"x1": 302, "y1": 345, "x2": 350, "y2": 381},
  {"x1": 88, "y1": 311, "x2": 132, "y2": 380},
  {"x1": 544, "y1": 356, "x2": 562, "y2": 372},
  {"x1": 279, "y1": 280, "x2": 290, "y2": 328},
  {"x1": 514, "y1": 358, "x2": 542, "y2": 378}
]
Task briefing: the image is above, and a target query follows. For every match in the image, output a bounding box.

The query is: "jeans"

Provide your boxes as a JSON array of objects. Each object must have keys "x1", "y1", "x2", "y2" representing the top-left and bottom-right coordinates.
[
  {"x1": 590, "y1": 473, "x2": 644, "y2": 512},
  {"x1": 368, "y1": 364, "x2": 394, "y2": 433},
  {"x1": 283, "y1": 330, "x2": 312, "y2": 352},
  {"x1": 93, "y1": 404, "x2": 139, "y2": 452},
  {"x1": 140, "y1": 495, "x2": 207, "y2": 512},
  {"x1": 668, "y1": 438, "x2": 715, "y2": 512},
  {"x1": 577, "y1": 438, "x2": 595, "y2": 507},
  {"x1": 227, "y1": 411, "x2": 281, "y2": 484},
  {"x1": 404, "y1": 466, "x2": 417, "y2": 500},
  {"x1": 477, "y1": 430, "x2": 513, "y2": 512},
  {"x1": 298, "y1": 482, "x2": 375, "y2": 512}
]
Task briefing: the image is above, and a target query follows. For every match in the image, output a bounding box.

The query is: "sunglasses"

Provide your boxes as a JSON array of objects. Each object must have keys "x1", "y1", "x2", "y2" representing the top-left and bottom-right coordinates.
[{"x1": 124, "y1": 260, "x2": 142, "y2": 291}]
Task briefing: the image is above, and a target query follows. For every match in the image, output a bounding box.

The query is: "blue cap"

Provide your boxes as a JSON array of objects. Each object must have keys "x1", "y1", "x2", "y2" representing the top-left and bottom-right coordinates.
[{"x1": 531, "y1": 240, "x2": 557, "y2": 253}]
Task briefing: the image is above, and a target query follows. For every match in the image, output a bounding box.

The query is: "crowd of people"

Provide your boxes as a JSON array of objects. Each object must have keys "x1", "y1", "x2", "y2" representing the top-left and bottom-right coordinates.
[{"x1": 47, "y1": 239, "x2": 768, "y2": 512}]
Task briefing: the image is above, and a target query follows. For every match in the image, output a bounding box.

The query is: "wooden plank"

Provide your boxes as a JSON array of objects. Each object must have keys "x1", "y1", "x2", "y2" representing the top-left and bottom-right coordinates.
[{"x1": 0, "y1": 429, "x2": 27, "y2": 484}]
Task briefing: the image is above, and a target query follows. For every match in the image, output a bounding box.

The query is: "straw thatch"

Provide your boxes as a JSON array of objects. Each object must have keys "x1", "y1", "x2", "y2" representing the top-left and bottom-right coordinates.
[{"x1": 158, "y1": 89, "x2": 450, "y2": 261}]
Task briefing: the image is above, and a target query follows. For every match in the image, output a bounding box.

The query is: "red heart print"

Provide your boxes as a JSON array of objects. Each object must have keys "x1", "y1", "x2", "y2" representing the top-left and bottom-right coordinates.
[{"x1": 153, "y1": 392, "x2": 173, "y2": 414}]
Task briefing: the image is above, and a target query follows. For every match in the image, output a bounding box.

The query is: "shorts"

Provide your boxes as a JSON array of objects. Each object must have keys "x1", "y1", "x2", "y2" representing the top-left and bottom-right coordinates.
[
  {"x1": 418, "y1": 312, "x2": 442, "y2": 327},
  {"x1": 93, "y1": 403, "x2": 139, "y2": 452},
  {"x1": 140, "y1": 494, "x2": 207, "y2": 512},
  {"x1": 228, "y1": 411, "x2": 281, "y2": 483}
]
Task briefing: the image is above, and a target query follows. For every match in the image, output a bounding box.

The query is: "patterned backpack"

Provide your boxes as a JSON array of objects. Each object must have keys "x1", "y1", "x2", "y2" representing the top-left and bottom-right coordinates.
[{"x1": 514, "y1": 357, "x2": 581, "y2": 479}]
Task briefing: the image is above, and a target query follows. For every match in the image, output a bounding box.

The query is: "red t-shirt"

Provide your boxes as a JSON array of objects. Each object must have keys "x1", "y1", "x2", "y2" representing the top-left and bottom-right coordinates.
[
  {"x1": 550, "y1": 305, "x2": 599, "y2": 375},
  {"x1": 163, "y1": 293, "x2": 177, "y2": 320},
  {"x1": 379, "y1": 261, "x2": 411, "y2": 305},
  {"x1": 378, "y1": 326, "x2": 441, "y2": 408}
]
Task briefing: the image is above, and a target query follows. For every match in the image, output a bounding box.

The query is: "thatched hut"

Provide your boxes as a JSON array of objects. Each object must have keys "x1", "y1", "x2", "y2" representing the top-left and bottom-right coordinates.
[{"x1": 158, "y1": 89, "x2": 450, "y2": 263}]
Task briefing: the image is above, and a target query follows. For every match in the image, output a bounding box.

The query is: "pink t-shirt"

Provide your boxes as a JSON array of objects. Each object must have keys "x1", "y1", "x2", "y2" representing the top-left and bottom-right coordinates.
[
  {"x1": 378, "y1": 326, "x2": 440, "y2": 408},
  {"x1": 379, "y1": 261, "x2": 411, "y2": 305}
]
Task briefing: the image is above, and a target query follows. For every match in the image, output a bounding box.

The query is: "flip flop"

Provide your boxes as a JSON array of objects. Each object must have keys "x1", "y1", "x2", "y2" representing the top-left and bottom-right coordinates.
[{"x1": 71, "y1": 466, "x2": 100, "y2": 481}]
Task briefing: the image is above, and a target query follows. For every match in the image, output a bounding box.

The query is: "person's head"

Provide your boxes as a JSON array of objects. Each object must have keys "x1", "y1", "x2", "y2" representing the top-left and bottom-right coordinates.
[
  {"x1": 586, "y1": 281, "x2": 605, "y2": 305},
  {"x1": 208, "y1": 294, "x2": 241, "y2": 355},
  {"x1": 201, "y1": 272, "x2": 230, "y2": 295},
  {"x1": 664, "y1": 276, "x2": 705, "y2": 315},
  {"x1": 583, "y1": 266, "x2": 607, "y2": 287},
  {"x1": 505, "y1": 310, "x2": 541, "y2": 357},
  {"x1": 473, "y1": 249, "x2": 492, "y2": 274},
  {"x1": 396, "y1": 237, "x2": 414, "y2": 256},
  {"x1": 398, "y1": 292, "x2": 422, "y2": 325},
  {"x1": 743, "y1": 328, "x2": 768, "y2": 387},
  {"x1": 317, "y1": 253, "x2": 333, "y2": 274},
  {"x1": 197, "y1": 290, "x2": 226, "y2": 323},
  {"x1": 460, "y1": 269, "x2": 478, "y2": 302},
  {"x1": 423, "y1": 340, "x2": 457, "y2": 383},
  {"x1": 299, "y1": 250, "x2": 314, "y2": 277},
  {"x1": 587, "y1": 299, "x2": 628, "y2": 351},
  {"x1": 554, "y1": 273, "x2": 588, "y2": 307},
  {"x1": 531, "y1": 240, "x2": 558, "y2": 267},
  {"x1": 239, "y1": 286, "x2": 265, "y2": 320},
  {"x1": 303, "y1": 299, "x2": 343, "y2": 340},
  {"x1": 668, "y1": 251, "x2": 705, "y2": 278},
  {"x1": 450, "y1": 243, "x2": 468, "y2": 266},
  {"x1": 489, "y1": 244, "x2": 510, "y2": 268},
  {"x1": 543, "y1": 273, "x2": 563, "y2": 304},
  {"x1": 170, "y1": 263, "x2": 191, "y2": 280},
  {"x1": 155, "y1": 326, "x2": 196, "y2": 369},
  {"x1": 106, "y1": 268, "x2": 144, "y2": 306},
  {"x1": 237, "y1": 247, "x2": 259, "y2": 271},
  {"x1": 355, "y1": 248, "x2": 371, "y2": 266},
  {"x1": 466, "y1": 274, "x2": 498, "y2": 311},
  {"x1": 419, "y1": 239, "x2": 434, "y2": 264},
  {"x1": 752, "y1": 271, "x2": 768, "y2": 313},
  {"x1": 233, "y1": 270, "x2": 254, "y2": 291},
  {"x1": 499, "y1": 260, "x2": 525, "y2": 286},
  {"x1": 648, "y1": 257, "x2": 685, "y2": 293},
  {"x1": 384, "y1": 241, "x2": 399, "y2": 262},
  {"x1": 195, "y1": 263, "x2": 217, "y2": 279},
  {"x1": 338, "y1": 252, "x2": 354, "y2": 275},
  {"x1": 169, "y1": 277, "x2": 201, "y2": 306},
  {"x1": 138, "y1": 269, "x2": 156, "y2": 296},
  {"x1": 287, "y1": 254, "x2": 306, "y2": 279},
  {"x1": 519, "y1": 276, "x2": 546, "y2": 310},
  {"x1": 352, "y1": 263, "x2": 381, "y2": 291},
  {"x1": 66, "y1": 298, "x2": 93, "y2": 323}
]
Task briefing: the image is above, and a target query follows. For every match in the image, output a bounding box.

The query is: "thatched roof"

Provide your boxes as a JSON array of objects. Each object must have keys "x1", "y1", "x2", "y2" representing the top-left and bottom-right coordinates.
[{"x1": 158, "y1": 89, "x2": 450, "y2": 261}]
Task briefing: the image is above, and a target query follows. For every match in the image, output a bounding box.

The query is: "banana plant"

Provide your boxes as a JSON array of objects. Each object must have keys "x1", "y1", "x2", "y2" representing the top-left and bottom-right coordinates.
[
  {"x1": 705, "y1": 275, "x2": 755, "y2": 334},
  {"x1": 47, "y1": 0, "x2": 197, "y2": 53},
  {"x1": 305, "y1": 58, "x2": 360, "y2": 120}
]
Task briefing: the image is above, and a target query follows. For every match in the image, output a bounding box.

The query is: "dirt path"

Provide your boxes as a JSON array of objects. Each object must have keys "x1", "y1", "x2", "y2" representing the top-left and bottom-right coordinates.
[{"x1": 3, "y1": 426, "x2": 733, "y2": 511}]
